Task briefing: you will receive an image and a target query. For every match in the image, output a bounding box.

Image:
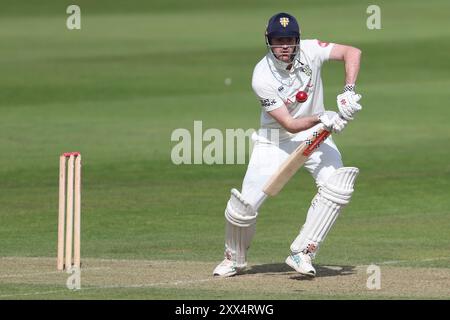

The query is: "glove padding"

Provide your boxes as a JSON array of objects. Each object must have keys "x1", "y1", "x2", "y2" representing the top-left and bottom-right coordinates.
[
  {"x1": 318, "y1": 111, "x2": 348, "y2": 134},
  {"x1": 336, "y1": 92, "x2": 362, "y2": 121}
]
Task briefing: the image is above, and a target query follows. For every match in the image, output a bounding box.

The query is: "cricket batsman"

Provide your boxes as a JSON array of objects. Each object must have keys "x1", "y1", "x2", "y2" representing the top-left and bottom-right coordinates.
[{"x1": 213, "y1": 12, "x2": 363, "y2": 277}]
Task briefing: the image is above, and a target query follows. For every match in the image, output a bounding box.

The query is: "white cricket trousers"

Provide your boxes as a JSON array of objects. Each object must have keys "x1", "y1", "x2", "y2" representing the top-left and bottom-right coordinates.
[{"x1": 241, "y1": 125, "x2": 343, "y2": 210}]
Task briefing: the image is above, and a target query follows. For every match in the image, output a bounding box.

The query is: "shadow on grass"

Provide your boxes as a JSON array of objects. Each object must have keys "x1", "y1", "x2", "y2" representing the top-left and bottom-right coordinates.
[{"x1": 243, "y1": 263, "x2": 356, "y2": 280}]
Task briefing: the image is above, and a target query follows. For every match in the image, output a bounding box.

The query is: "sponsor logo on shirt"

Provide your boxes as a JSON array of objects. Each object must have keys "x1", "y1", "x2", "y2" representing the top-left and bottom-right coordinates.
[{"x1": 260, "y1": 98, "x2": 277, "y2": 108}]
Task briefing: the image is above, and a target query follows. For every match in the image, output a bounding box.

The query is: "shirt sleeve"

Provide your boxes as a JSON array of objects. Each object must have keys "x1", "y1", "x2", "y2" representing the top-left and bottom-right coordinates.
[
  {"x1": 302, "y1": 39, "x2": 335, "y2": 65},
  {"x1": 251, "y1": 73, "x2": 284, "y2": 112}
]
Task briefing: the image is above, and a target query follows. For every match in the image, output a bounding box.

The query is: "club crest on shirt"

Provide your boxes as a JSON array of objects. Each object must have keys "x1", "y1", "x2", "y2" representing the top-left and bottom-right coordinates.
[{"x1": 301, "y1": 64, "x2": 312, "y2": 77}]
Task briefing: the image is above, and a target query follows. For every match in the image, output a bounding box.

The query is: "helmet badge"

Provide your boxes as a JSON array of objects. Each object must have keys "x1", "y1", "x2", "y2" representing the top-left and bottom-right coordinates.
[{"x1": 279, "y1": 17, "x2": 290, "y2": 28}]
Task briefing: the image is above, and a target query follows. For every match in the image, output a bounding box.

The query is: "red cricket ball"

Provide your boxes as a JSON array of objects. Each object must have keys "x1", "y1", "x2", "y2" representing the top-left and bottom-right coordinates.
[{"x1": 296, "y1": 91, "x2": 308, "y2": 103}]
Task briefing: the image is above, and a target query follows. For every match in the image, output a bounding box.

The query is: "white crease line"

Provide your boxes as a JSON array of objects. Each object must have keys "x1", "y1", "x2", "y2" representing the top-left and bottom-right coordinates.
[
  {"x1": 0, "y1": 289, "x2": 68, "y2": 298},
  {"x1": 0, "y1": 267, "x2": 110, "y2": 279},
  {"x1": 375, "y1": 260, "x2": 409, "y2": 266},
  {"x1": 92, "y1": 258, "x2": 209, "y2": 266},
  {"x1": 419, "y1": 257, "x2": 450, "y2": 262},
  {"x1": 0, "y1": 257, "x2": 53, "y2": 261},
  {"x1": 0, "y1": 256, "x2": 206, "y2": 265},
  {"x1": 0, "y1": 271, "x2": 63, "y2": 279},
  {"x1": 88, "y1": 277, "x2": 217, "y2": 290},
  {"x1": 1, "y1": 256, "x2": 449, "y2": 298},
  {"x1": 0, "y1": 277, "x2": 219, "y2": 298},
  {"x1": 371, "y1": 256, "x2": 450, "y2": 266}
]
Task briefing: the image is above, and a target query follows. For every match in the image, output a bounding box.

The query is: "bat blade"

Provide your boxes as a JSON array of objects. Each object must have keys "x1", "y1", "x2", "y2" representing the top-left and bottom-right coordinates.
[{"x1": 263, "y1": 125, "x2": 331, "y2": 197}]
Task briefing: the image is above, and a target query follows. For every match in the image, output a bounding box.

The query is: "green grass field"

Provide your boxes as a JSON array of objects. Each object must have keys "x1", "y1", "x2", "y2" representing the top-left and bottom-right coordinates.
[{"x1": 1, "y1": 0, "x2": 449, "y2": 300}]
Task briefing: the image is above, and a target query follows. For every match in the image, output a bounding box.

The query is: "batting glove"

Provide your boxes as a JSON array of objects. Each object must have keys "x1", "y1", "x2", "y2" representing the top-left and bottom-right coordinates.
[
  {"x1": 336, "y1": 85, "x2": 362, "y2": 121},
  {"x1": 318, "y1": 111, "x2": 348, "y2": 134}
]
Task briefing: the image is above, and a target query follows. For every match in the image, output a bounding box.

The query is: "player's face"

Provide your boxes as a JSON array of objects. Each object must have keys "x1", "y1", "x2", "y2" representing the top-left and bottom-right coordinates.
[{"x1": 270, "y1": 37, "x2": 297, "y2": 62}]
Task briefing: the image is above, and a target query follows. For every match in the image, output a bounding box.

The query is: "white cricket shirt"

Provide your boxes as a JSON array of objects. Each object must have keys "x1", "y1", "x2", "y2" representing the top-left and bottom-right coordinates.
[{"x1": 252, "y1": 39, "x2": 334, "y2": 141}]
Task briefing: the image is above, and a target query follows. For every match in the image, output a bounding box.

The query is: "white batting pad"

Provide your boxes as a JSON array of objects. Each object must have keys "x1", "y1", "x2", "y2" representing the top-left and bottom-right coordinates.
[
  {"x1": 224, "y1": 221, "x2": 256, "y2": 267},
  {"x1": 225, "y1": 188, "x2": 258, "y2": 227},
  {"x1": 290, "y1": 167, "x2": 359, "y2": 256},
  {"x1": 320, "y1": 167, "x2": 359, "y2": 205},
  {"x1": 223, "y1": 188, "x2": 258, "y2": 266}
]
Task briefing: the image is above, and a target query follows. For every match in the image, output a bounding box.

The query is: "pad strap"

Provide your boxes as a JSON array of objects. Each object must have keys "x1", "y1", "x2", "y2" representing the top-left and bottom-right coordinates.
[
  {"x1": 319, "y1": 167, "x2": 359, "y2": 205},
  {"x1": 225, "y1": 188, "x2": 258, "y2": 227}
]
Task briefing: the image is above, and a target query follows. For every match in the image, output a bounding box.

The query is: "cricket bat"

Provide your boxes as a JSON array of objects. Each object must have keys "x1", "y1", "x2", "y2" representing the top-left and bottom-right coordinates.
[{"x1": 263, "y1": 125, "x2": 331, "y2": 196}]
